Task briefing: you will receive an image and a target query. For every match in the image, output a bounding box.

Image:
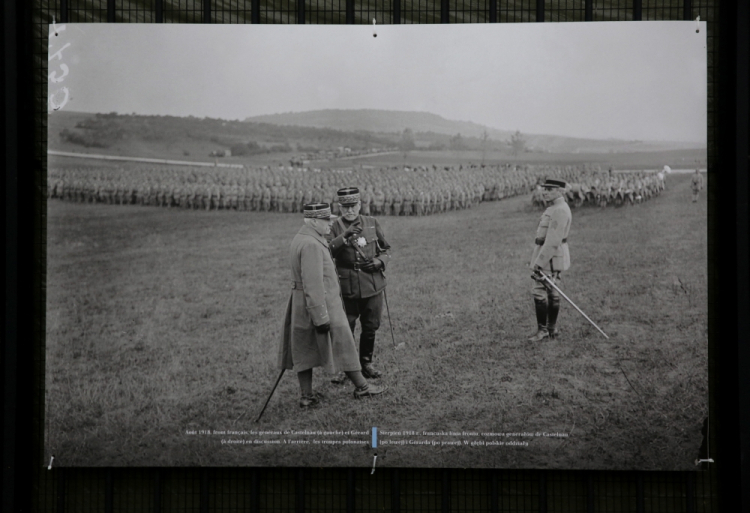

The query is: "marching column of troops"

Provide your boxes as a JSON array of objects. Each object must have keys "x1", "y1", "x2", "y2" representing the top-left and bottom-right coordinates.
[{"x1": 49, "y1": 163, "x2": 588, "y2": 215}]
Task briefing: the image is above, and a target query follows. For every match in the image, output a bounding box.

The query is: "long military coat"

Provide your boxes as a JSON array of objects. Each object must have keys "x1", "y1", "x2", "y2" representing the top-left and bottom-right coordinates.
[
  {"x1": 277, "y1": 225, "x2": 361, "y2": 373},
  {"x1": 529, "y1": 196, "x2": 572, "y2": 273}
]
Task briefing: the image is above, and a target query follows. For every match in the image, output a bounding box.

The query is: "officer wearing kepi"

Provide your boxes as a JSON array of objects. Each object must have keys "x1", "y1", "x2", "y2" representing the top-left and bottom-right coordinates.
[
  {"x1": 528, "y1": 179, "x2": 572, "y2": 342},
  {"x1": 328, "y1": 187, "x2": 391, "y2": 381},
  {"x1": 277, "y1": 203, "x2": 387, "y2": 408}
]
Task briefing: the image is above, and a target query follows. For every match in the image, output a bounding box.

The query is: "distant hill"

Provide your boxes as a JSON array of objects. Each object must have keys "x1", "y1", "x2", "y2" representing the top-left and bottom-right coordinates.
[
  {"x1": 46, "y1": 111, "x2": 400, "y2": 161},
  {"x1": 245, "y1": 109, "x2": 706, "y2": 154},
  {"x1": 46, "y1": 110, "x2": 706, "y2": 164},
  {"x1": 246, "y1": 109, "x2": 513, "y2": 140}
]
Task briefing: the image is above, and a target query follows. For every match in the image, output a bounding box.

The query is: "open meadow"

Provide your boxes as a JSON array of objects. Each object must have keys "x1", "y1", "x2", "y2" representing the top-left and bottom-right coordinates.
[{"x1": 45, "y1": 172, "x2": 707, "y2": 470}]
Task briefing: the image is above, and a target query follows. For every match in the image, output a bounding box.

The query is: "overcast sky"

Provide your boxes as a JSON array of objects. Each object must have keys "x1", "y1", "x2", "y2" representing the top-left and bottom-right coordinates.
[{"x1": 48, "y1": 22, "x2": 707, "y2": 143}]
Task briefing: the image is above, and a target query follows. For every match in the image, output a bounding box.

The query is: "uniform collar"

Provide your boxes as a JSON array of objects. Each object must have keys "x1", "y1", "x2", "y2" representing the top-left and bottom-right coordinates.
[
  {"x1": 299, "y1": 224, "x2": 330, "y2": 247},
  {"x1": 552, "y1": 196, "x2": 566, "y2": 205}
]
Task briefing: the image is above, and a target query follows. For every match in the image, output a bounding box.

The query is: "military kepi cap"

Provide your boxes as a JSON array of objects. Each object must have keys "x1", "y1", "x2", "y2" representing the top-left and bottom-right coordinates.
[
  {"x1": 303, "y1": 203, "x2": 335, "y2": 219},
  {"x1": 542, "y1": 179, "x2": 567, "y2": 189},
  {"x1": 337, "y1": 187, "x2": 360, "y2": 205}
]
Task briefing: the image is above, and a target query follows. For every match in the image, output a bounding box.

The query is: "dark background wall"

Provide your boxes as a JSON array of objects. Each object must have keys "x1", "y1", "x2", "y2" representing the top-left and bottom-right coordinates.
[{"x1": 4, "y1": 1, "x2": 748, "y2": 511}]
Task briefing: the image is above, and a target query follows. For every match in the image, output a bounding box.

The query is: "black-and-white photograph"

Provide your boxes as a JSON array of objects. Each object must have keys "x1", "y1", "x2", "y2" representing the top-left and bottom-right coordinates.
[{"x1": 45, "y1": 22, "x2": 707, "y2": 469}]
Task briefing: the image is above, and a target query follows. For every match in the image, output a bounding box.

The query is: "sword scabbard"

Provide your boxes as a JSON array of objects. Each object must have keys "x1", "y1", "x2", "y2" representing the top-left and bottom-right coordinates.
[{"x1": 537, "y1": 271, "x2": 609, "y2": 340}]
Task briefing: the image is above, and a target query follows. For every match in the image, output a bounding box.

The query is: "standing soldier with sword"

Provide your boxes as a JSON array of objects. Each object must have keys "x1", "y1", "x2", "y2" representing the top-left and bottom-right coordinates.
[
  {"x1": 528, "y1": 179, "x2": 572, "y2": 342},
  {"x1": 328, "y1": 187, "x2": 391, "y2": 383}
]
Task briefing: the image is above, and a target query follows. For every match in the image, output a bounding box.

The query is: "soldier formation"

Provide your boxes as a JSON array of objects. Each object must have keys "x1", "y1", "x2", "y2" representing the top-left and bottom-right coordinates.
[
  {"x1": 533, "y1": 169, "x2": 667, "y2": 209},
  {"x1": 48, "y1": 163, "x2": 666, "y2": 214}
]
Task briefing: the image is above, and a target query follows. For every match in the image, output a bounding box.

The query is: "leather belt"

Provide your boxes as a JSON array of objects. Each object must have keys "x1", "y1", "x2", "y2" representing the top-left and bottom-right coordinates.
[
  {"x1": 535, "y1": 237, "x2": 567, "y2": 246},
  {"x1": 291, "y1": 281, "x2": 304, "y2": 290},
  {"x1": 336, "y1": 261, "x2": 363, "y2": 271}
]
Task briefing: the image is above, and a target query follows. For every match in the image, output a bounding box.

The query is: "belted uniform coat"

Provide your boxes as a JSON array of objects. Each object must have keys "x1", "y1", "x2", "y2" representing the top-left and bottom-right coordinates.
[
  {"x1": 328, "y1": 216, "x2": 391, "y2": 299},
  {"x1": 529, "y1": 196, "x2": 572, "y2": 273}
]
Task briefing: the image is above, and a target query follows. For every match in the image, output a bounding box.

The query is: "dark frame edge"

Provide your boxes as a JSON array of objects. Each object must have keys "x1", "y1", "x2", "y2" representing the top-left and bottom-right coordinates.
[
  {"x1": 3, "y1": 0, "x2": 37, "y2": 511},
  {"x1": 251, "y1": 0, "x2": 260, "y2": 24},
  {"x1": 633, "y1": 0, "x2": 642, "y2": 21},
  {"x1": 203, "y1": 0, "x2": 211, "y2": 24},
  {"x1": 7, "y1": 1, "x2": 747, "y2": 511},
  {"x1": 716, "y1": 0, "x2": 750, "y2": 511}
]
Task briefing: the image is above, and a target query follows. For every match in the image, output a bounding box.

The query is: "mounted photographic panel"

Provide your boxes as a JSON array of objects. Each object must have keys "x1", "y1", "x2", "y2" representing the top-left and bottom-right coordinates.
[{"x1": 45, "y1": 21, "x2": 707, "y2": 469}]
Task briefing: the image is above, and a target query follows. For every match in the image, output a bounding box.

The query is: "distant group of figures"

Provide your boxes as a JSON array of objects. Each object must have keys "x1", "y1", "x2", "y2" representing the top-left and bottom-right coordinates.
[
  {"x1": 47, "y1": 162, "x2": 665, "y2": 214},
  {"x1": 531, "y1": 169, "x2": 668, "y2": 209}
]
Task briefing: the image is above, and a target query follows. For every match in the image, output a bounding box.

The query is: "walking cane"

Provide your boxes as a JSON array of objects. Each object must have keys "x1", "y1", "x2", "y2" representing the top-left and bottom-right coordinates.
[
  {"x1": 382, "y1": 287, "x2": 404, "y2": 349},
  {"x1": 255, "y1": 369, "x2": 285, "y2": 423},
  {"x1": 535, "y1": 270, "x2": 609, "y2": 339}
]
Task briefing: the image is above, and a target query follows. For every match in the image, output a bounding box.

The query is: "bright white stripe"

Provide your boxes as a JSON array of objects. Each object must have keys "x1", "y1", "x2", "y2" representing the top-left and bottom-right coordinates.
[{"x1": 47, "y1": 150, "x2": 245, "y2": 169}]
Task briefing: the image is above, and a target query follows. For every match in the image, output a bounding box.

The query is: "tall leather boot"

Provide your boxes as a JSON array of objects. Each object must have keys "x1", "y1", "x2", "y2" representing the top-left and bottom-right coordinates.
[
  {"x1": 547, "y1": 296, "x2": 561, "y2": 339},
  {"x1": 359, "y1": 331, "x2": 381, "y2": 378},
  {"x1": 527, "y1": 299, "x2": 549, "y2": 341}
]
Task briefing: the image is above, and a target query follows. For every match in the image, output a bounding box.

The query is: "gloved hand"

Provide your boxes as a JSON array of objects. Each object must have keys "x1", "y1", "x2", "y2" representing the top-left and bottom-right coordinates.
[
  {"x1": 361, "y1": 258, "x2": 382, "y2": 273},
  {"x1": 343, "y1": 222, "x2": 362, "y2": 238},
  {"x1": 315, "y1": 323, "x2": 330, "y2": 334}
]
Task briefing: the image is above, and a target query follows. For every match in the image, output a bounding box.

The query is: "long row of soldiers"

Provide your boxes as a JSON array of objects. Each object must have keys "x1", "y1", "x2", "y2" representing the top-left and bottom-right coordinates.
[
  {"x1": 532, "y1": 168, "x2": 667, "y2": 209},
  {"x1": 48, "y1": 163, "x2": 666, "y2": 214},
  {"x1": 48, "y1": 163, "x2": 591, "y2": 215}
]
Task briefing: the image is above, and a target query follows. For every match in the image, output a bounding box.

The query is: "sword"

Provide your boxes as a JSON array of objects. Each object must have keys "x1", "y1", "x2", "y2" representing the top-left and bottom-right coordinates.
[{"x1": 534, "y1": 270, "x2": 609, "y2": 339}]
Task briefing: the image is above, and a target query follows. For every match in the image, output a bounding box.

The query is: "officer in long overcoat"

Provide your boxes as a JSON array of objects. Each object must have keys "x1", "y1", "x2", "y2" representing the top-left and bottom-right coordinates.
[
  {"x1": 528, "y1": 179, "x2": 572, "y2": 341},
  {"x1": 277, "y1": 203, "x2": 387, "y2": 408},
  {"x1": 327, "y1": 188, "x2": 391, "y2": 382}
]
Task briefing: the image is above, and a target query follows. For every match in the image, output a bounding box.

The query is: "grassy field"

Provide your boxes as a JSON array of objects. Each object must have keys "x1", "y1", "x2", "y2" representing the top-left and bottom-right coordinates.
[
  {"x1": 48, "y1": 146, "x2": 706, "y2": 172},
  {"x1": 45, "y1": 173, "x2": 707, "y2": 469}
]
